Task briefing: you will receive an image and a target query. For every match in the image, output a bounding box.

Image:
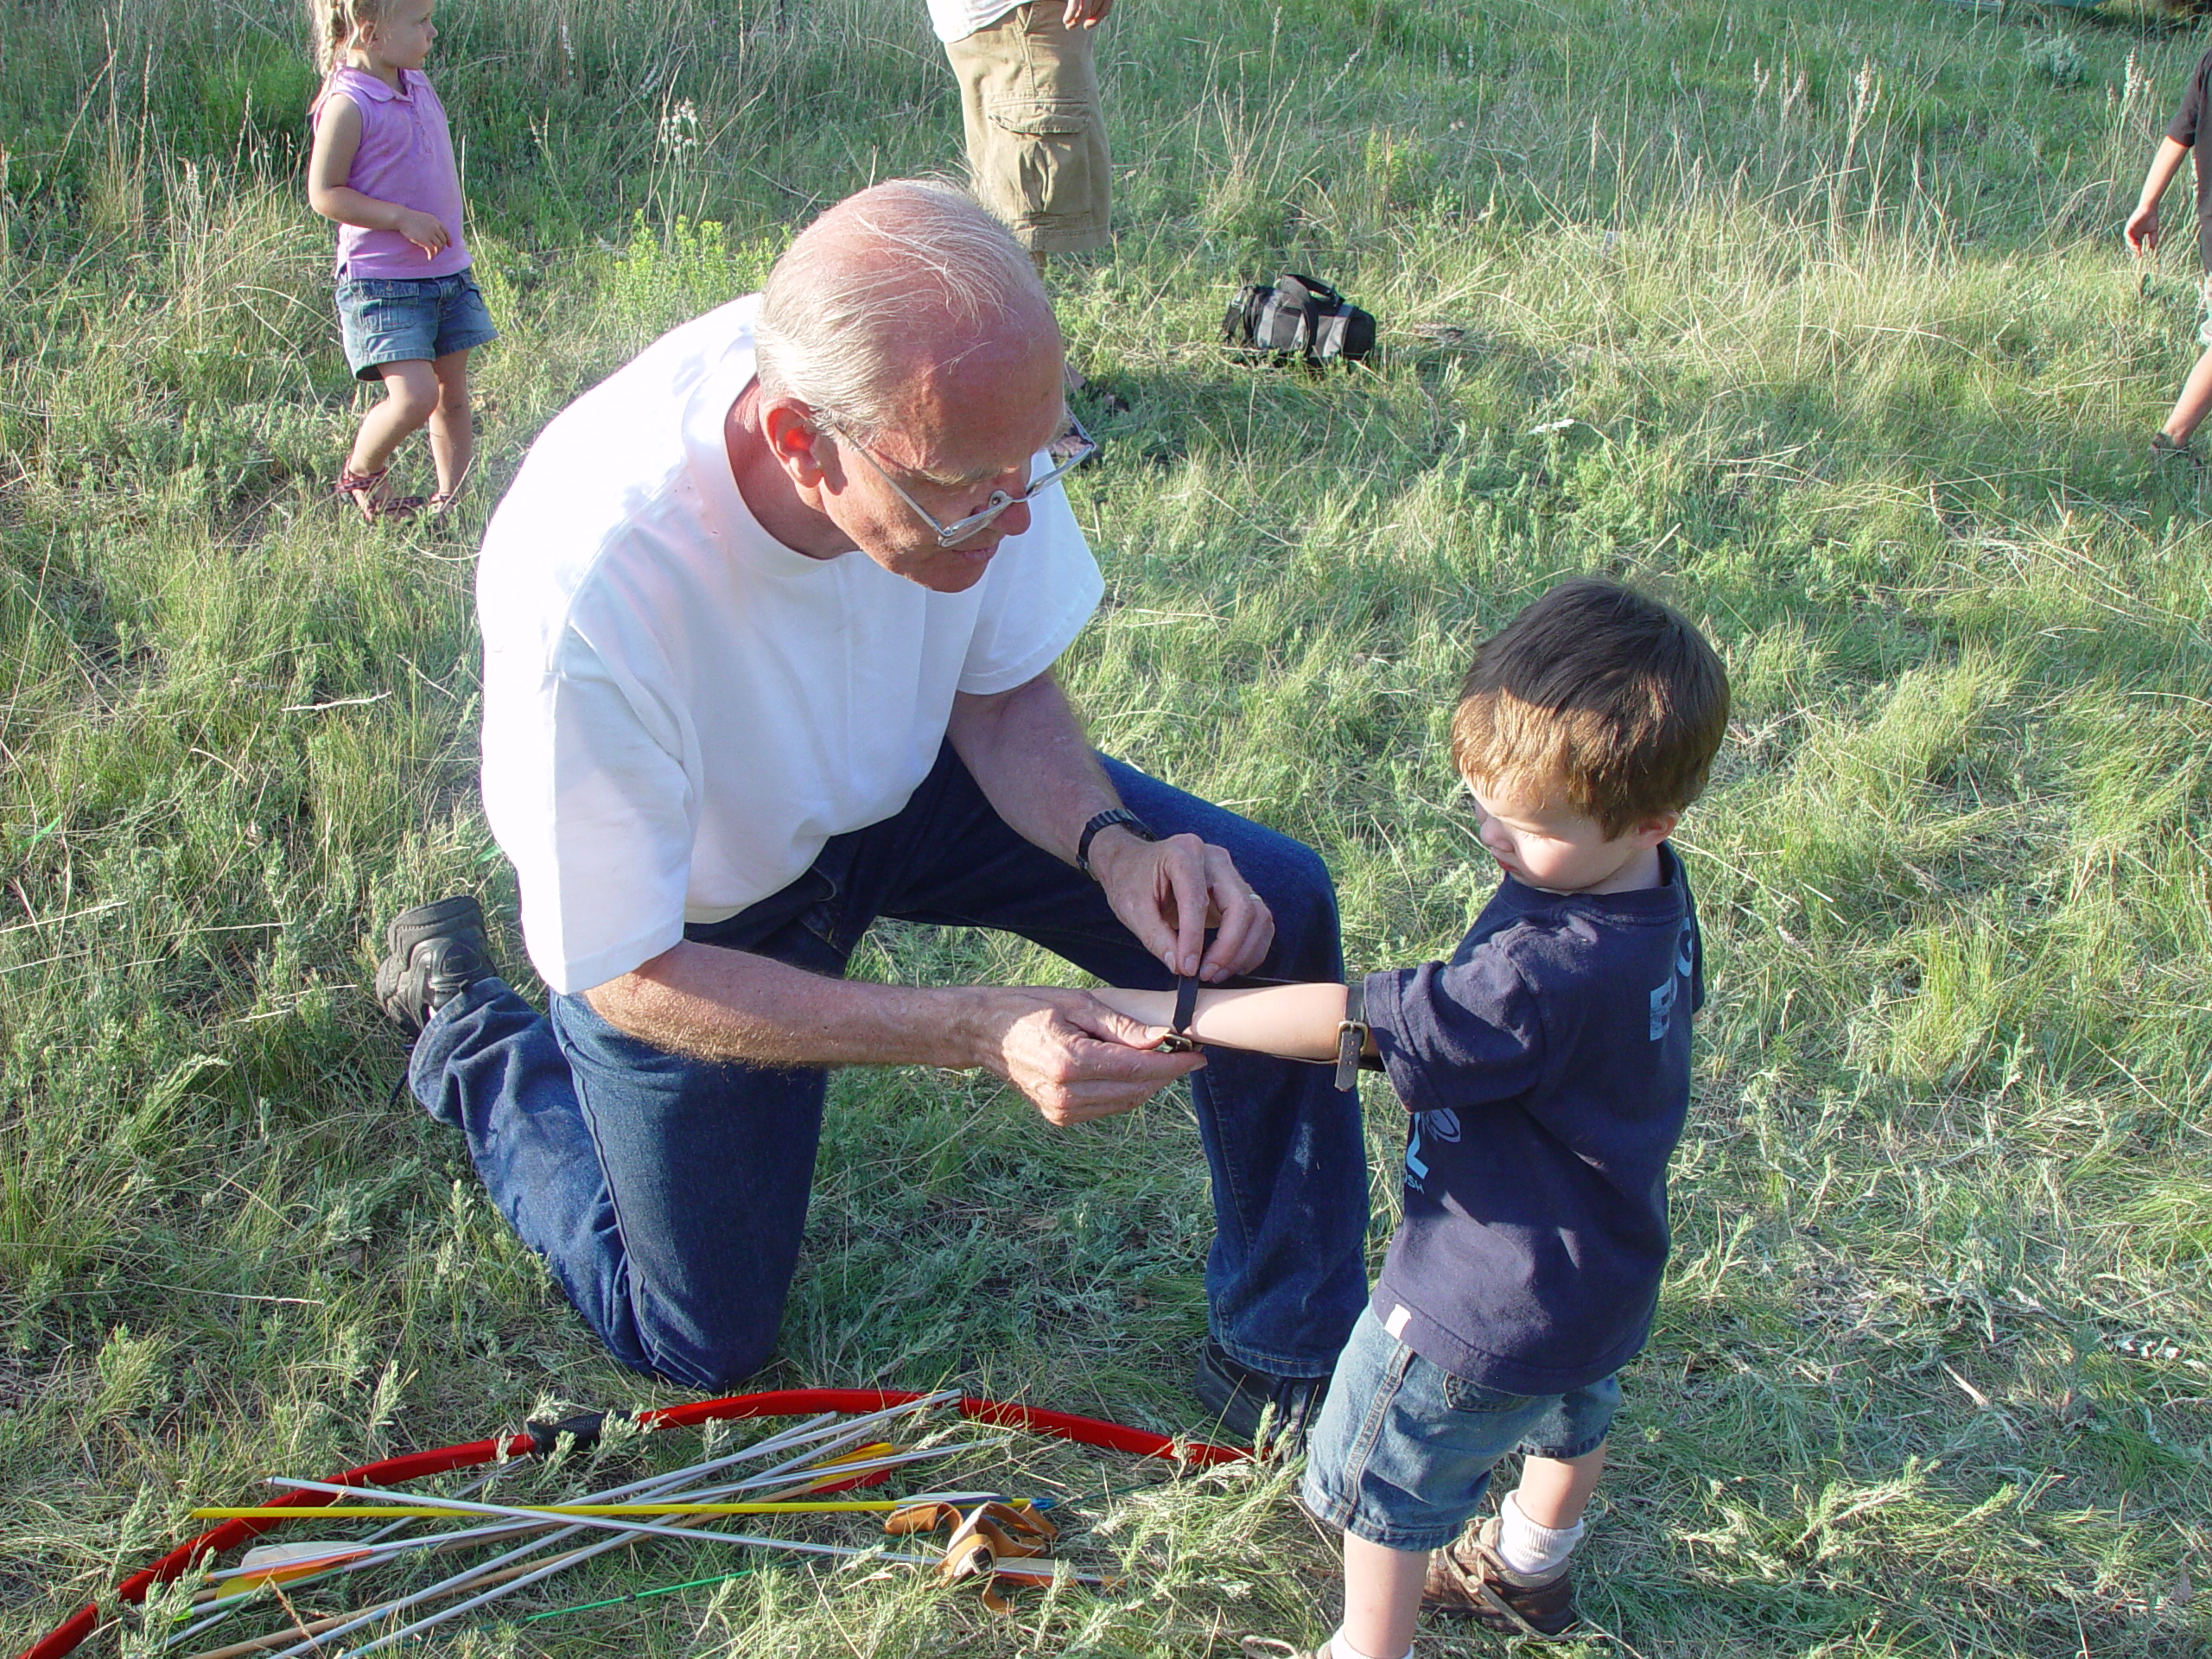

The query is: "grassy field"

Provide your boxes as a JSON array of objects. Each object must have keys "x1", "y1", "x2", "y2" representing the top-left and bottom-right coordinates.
[{"x1": 4, "y1": 0, "x2": 2212, "y2": 1652}]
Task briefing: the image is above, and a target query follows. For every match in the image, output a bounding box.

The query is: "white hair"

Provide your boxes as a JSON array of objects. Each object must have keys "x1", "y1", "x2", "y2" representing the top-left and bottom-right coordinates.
[{"x1": 754, "y1": 179, "x2": 1054, "y2": 444}]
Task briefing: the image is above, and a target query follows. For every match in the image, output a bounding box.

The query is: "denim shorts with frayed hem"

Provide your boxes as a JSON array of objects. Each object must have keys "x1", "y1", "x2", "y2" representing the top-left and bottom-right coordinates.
[
  {"x1": 337, "y1": 268, "x2": 498, "y2": 379},
  {"x1": 1300, "y1": 1306, "x2": 1622, "y2": 1553}
]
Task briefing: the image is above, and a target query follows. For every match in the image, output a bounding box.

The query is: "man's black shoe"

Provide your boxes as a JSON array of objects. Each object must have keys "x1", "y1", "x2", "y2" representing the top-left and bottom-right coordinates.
[
  {"x1": 1194, "y1": 1338, "x2": 1330, "y2": 1458},
  {"x1": 375, "y1": 895, "x2": 494, "y2": 1037}
]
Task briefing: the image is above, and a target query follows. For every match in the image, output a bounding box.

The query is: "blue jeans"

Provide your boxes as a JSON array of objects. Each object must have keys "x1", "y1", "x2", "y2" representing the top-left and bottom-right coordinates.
[
  {"x1": 1300, "y1": 1306, "x2": 1622, "y2": 1551},
  {"x1": 410, "y1": 746, "x2": 1370, "y2": 1390}
]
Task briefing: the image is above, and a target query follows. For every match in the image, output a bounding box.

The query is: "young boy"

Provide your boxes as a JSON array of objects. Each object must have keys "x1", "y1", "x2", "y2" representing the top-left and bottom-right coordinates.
[
  {"x1": 2126, "y1": 41, "x2": 2212, "y2": 465},
  {"x1": 1092, "y1": 577, "x2": 1729, "y2": 1656}
]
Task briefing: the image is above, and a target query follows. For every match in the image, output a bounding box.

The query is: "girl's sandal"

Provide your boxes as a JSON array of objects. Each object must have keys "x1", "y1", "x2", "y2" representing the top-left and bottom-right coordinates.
[
  {"x1": 336, "y1": 466, "x2": 425, "y2": 524},
  {"x1": 426, "y1": 489, "x2": 461, "y2": 518}
]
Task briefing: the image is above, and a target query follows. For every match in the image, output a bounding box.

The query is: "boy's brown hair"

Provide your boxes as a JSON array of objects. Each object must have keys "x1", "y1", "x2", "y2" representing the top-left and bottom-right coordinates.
[{"x1": 1451, "y1": 577, "x2": 1730, "y2": 836}]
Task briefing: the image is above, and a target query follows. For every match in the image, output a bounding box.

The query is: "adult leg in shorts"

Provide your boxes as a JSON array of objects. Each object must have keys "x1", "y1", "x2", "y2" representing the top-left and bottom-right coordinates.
[{"x1": 944, "y1": 3, "x2": 1110, "y2": 255}]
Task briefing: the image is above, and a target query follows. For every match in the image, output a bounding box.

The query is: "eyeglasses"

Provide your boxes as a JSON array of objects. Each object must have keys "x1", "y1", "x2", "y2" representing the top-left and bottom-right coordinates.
[{"x1": 825, "y1": 417, "x2": 1098, "y2": 548}]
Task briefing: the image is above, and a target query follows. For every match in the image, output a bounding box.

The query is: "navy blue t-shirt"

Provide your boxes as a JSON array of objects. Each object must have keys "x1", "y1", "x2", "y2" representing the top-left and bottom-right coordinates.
[
  {"x1": 2165, "y1": 45, "x2": 2212, "y2": 271},
  {"x1": 1361, "y1": 842, "x2": 1702, "y2": 1396}
]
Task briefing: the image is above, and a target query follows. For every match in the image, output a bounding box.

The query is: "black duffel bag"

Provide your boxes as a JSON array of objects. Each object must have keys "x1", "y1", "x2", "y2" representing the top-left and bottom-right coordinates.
[{"x1": 1222, "y1": 273, "x2": 1376, "y2": 366}]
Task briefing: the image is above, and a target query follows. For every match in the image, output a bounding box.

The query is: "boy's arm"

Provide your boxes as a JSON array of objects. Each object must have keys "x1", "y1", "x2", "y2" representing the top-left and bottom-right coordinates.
[
  {"x1": 1090, "y1": 981, "x2": 1365, "y2": 1064},
  {"x1": 2128, "y1": 136, "x2": 2191, "y2": 255},
  {"x1": 305, "y1": 93, "x2": 450, "y2": 255}
]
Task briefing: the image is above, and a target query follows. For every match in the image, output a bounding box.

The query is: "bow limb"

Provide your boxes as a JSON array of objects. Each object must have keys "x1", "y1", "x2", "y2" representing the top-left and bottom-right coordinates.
[{"x1": 18, "y1": 1389, "x2": 1244, "y2": 1659}]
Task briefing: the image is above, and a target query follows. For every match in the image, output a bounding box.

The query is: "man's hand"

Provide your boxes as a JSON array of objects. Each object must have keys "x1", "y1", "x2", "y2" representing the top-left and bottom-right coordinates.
[
  {"x1": 1061, "y1": 0, "x2": 1113, "y2": 27},
  {"x1": 941, "y1": 673, "x2": 1269, "y2": 982},
  {"x1": 967, "y1": 987, "x2": 1203, "y2": 1125},
  {"x1": 1087, "y1": 825, "x2": 1274, "y2": 982}
]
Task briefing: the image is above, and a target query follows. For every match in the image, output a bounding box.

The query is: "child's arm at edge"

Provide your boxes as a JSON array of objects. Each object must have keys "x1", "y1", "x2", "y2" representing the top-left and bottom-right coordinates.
[
  {"x1": 2128, "y1": 136, "x2": 2190, "y2": 255},
  {"x1": 305, "y1": 92, "x2": 452, "y2": 255},
  {"x1": 1090, "y1": 981, "x2": 1376, "y2": 1065}
]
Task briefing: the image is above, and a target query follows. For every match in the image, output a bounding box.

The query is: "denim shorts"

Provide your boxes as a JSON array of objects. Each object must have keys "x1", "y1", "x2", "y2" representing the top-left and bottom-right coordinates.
[
  {"x1": 335, "y1": 269, "x2": 498, "y2": 379},
  {"x1": 1299, "y1": 1306, "x2": 1622, "y2": 1551}
]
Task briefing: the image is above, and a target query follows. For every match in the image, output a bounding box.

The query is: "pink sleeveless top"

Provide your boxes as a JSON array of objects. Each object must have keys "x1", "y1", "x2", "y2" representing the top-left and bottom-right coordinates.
[{"x1": 310, "y1": 66, "x2": 471, "y2": 280}]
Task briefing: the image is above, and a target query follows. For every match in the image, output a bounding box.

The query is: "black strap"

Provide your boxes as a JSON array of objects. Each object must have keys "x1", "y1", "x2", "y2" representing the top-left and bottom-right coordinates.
[
  {"x1": 1286, "y1": 273, "x2": 1343, "y2": 306},
  {"x1": 1171, "y1": 973, "x2": 1199, "y2": 1037},
  {"x1": 1282, "y1": 274, "x2": 1339, "y2": 362},
  {"x1": 526, "y1": 1410, "x2": 608, "y2": 1457}
]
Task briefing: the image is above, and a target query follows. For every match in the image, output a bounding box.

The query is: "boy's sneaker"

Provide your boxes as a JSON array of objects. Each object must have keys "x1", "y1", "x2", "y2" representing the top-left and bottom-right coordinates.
[
  {"x1": 1193, "y1": 1338, "x2": 1329, "y2": 1458},
  {"x1": 1423, "y1": 1515, "x2": 1580, "y2": 1639},
  {"x1": 375, "y1": 896, "x2": 494, "y2": 1036}
]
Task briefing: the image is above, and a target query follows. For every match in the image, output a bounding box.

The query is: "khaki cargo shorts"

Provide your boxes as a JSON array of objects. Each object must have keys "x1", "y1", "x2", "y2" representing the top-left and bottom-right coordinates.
[{"x1": 944, "y1": 3, "x2": 1110, "y2": 253}]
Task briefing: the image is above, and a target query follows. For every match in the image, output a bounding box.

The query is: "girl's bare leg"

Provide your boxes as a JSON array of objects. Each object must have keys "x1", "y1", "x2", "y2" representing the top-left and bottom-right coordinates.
[
  {"x1": 428, "y1": 347, "x2": 474, "y2": 501},
  {"x1": 346, "y1": 359, "x2": 440, "y2": 480}
]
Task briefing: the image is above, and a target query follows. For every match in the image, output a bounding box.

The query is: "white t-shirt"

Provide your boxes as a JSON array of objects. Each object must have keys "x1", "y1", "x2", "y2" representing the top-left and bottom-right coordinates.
[
  {"x1": 476, "y1": 295, "x2": 1103, "y2": 995},
  {"x1": 925, "y1": 0, "x2": 1023, "y2": 42}
]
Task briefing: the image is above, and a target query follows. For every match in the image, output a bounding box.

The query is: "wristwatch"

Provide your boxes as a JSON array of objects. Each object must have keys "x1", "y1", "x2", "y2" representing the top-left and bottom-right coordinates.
[{"x1": 1076, "y1": 807, "x2": 1158, "y2": 880}]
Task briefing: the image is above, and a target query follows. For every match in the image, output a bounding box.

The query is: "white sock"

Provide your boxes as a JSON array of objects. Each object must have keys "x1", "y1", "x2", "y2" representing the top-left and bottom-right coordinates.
[
  {"x1": 1495, "y1": 1489, "x2": 1585, "y2": 1577},
  {"x1": 1328, "y1": 1629, "x2": 1406, "y2": 1659}
]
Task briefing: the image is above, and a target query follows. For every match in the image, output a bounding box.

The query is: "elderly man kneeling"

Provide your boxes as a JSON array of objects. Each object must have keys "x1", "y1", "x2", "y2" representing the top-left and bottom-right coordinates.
[{"x1": 377, "y1": 181, "x2": 1364, "y2": 1450}]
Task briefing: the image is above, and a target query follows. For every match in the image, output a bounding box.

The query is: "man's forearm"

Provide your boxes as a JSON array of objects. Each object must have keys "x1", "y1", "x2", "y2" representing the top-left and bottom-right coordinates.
[
  {"x1": 587, "y1": 939, "x2": 988, "y2": 1068},
  {"x1": 583, "y1": 938, "x2": 1205, "y2": 1127},
  {"x1": 947, "y1": 674, "x2": 1119, "y2": 866}
]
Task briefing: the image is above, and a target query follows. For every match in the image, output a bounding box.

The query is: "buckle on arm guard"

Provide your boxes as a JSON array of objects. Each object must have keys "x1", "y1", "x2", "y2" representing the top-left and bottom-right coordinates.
[
  {"x1": 1334, "y1": 979, "x2": 1370, "y2": 1091},
  {"x1": 1157, "y1": 972, "x2": 1201, "y2": 1053}
]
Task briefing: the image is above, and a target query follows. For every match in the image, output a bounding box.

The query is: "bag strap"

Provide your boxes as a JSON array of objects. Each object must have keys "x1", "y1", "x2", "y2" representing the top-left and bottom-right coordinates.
[
  {"x1": 1298, "y1": 289, "x2": 1330, "y2": 361},
  {"x1": 1222, "y1": 284, "x2": 1268, "y2": 345},
  {"x1": 1282, "y1": 273, "x2": 1343, "y2": 307},
  {"x1": 1279, "y1": 273, "x2": 1342, "y2": 362}
]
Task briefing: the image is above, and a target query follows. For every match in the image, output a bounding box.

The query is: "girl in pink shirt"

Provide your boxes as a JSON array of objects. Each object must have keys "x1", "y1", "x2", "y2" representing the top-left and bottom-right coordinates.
[{"x1": 307, "y1": 0, "x2": 497, "y2": 521}]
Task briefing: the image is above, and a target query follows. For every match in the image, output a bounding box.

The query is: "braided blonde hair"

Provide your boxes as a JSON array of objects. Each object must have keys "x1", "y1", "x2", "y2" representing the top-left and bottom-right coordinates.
[{"x1": 305, "y1": 0, "x2": 396, "y2": 75}]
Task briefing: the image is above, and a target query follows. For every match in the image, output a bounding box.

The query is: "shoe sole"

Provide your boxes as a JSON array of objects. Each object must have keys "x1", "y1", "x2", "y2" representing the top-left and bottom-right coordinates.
[
  {"x1": 1422, "y1": 1588, "x2": 1580, "y2": 1639},
  {"x1": 378, "y1": 896, "x2": 489, "y2": 1032}
]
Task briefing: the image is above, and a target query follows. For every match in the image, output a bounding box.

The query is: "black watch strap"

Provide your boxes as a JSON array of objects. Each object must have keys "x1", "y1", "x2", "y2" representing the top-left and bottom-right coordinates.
[{"x1": 1076, "y1": 807, "x2": 1158, "y2": 880}]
